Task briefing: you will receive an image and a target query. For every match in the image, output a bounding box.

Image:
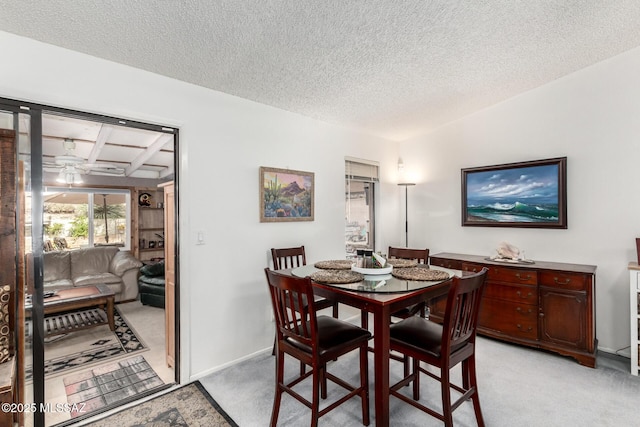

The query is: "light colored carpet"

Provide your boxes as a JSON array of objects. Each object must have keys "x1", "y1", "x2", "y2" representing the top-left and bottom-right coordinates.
[{"x1": 200, "y1": 336, "x2": 640, "y2": 426}]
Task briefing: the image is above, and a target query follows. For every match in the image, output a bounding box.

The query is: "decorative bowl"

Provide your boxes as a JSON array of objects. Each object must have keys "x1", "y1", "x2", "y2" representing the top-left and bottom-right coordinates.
[{"x1": 351, "y1": 265, "x2": 393, "y2": 275}]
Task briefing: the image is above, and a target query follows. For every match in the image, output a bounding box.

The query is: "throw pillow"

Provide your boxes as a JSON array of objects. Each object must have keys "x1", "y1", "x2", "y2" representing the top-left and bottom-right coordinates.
[{"x1": 0, "y1": 284, "x2": 11, "y2": 364}]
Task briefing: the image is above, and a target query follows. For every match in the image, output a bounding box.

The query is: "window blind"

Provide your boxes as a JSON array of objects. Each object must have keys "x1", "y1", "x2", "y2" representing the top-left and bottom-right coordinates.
[{"x1": 345, "y1": 158, "x2": 379, "y2": 182}]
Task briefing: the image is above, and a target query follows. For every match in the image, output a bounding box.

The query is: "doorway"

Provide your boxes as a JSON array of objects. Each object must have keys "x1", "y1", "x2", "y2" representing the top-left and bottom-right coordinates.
[{"x1": 2, "y1": 97, "x2": 180, "y2": 426}]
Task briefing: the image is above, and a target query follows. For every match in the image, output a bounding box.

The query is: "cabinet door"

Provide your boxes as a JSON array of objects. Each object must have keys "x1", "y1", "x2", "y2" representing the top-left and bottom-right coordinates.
[{"x1": 539, "y1": 287, "x2": 587, "y2": 349}]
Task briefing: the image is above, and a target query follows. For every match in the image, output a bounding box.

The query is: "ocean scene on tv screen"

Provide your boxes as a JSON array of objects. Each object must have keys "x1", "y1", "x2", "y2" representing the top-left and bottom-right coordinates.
[{"x1": 466, "y1": 164, "x2": 559, "y2": 223}]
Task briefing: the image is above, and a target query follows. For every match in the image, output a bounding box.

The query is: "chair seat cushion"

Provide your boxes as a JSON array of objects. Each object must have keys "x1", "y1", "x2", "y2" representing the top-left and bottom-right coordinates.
[
  {"x1": 317, "y1": 316, "x2": 371, "y2": 355},
  {"x1": 139, "y1": 275, "x2": 166, "y2": 286},
  {"x1": 286, "y1": 316, "x2": 371, "y2": 357},
  {"x1": 43, "y1": 279, "x2": 74, "y2": 291},
  {"x1": 390, "y1": 316, "x2": 444, "y2": 357},
  {"x1": 73, "y1": 272, "x2": 122, "y2": 287},
  {"x1": 139, "y1": 282, "x2": 166, "y2": 296}
]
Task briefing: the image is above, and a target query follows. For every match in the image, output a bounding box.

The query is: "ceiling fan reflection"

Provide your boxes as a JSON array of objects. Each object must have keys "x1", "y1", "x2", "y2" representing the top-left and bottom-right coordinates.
[{"x1": 44, "y1": 139, "x2": 126, "y2": 184}]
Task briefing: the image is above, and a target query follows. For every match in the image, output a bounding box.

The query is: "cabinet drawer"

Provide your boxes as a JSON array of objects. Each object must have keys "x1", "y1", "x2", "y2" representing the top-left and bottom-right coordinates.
[
  {"x1": 484, "y1": 281, "x2": 537, "y2": 304},
  {"x1": 479, "y1": 298, "x2": 538, "y2": 339},
  {"x1": 489, "y1": 266, "x2": 537, "y2": 285},
  {"x1": 462, "y1": 263, "x2": 537, "y2": 285},
  {"x1": 461, "y1": 262, "x2": 484, "y2": 274},
  {"x1": 430, "y1": 257, "x2": 462, "y2": 270},
  {"x1": 539, "y1": 271, "x2": 588, "y2": 291}
]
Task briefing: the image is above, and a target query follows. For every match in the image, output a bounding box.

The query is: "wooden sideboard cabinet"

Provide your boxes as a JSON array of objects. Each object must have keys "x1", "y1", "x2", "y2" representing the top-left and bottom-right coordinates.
[{"x1": 429, "y1": 253, "x2": 597, "y2": 367}]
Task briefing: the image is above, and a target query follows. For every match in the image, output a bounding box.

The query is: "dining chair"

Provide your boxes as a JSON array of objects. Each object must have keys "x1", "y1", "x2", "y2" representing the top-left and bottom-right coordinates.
[
  {"x1": 264, "y1": 268, "x2": 371, "y2": 427},
  {"x1": 387, "y1": 246, "x2": 430, "y2": 319},
  {"x1": 385, "y1": 246, "x2": 431, "y2": 377},
  {"x1": 388, "y1": 246, "x2": 429, "y2": 264},
  {"x1": 271, "y1": 246, "x2": 339, "y2": 318},
  {"x1": 270, "y1": 246, "x2": 341, "y2": 381},
  {"x1": 359, "y1": 247, "x2": 431, "y2": 330},
  {"x1": 388, "y1": 267, "x2": 488, "y2": 427}
]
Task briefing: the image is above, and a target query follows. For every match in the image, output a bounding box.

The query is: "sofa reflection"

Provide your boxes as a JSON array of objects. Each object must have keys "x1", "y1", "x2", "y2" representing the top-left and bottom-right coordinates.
[{"x1": 26, "y1": 246, "x2": 142, "y2": 302}]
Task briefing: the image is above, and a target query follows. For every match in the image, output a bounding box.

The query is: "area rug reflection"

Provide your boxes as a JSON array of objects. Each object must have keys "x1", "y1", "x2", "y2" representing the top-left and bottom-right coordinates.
[
  {"x1": 64, "y1": 355, "x2": 163, "y2": 418},
  {"x1": 26, "y1": 307, "x2": 147, "y2": 380},
  {"x1": 85, "y1": 381, "x2": 238, "y2": 427}
]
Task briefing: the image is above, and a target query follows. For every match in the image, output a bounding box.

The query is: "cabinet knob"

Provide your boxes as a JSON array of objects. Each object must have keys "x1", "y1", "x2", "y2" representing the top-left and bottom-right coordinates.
[
  {"x1": 553, "y1": 277, "x2": 571, "y2": 285},
  {"x1": 515, "y1": 273, "x2": 531, "y2": 281},
  {"x1": 516, "y1": 290, "x2": 533, "y2": 299},
  {"x1": 516, "y1": 324, "x2": 533, "y2": 332},
  {"x1": 516, "y1": 307, "x2": 532, "y2": 315}
]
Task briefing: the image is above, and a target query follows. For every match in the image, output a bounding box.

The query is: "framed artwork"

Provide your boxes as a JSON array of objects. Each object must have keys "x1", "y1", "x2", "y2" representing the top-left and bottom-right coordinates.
[
  {"x1": 462, "y1": 157, "x2": 567, "y2": 228},
  {"x1": 148, "y1": 240, "x2": 156, "y2": 248},
  {"x1": 260, "y1": 166, "x2": 314, "y2": 222}
]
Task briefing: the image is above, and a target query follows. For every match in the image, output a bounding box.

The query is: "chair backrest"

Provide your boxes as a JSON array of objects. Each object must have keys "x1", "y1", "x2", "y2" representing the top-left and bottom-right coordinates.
[
  {"x1": 441, "y1": 268, "x2": 488, "y2": 356},
  {"x1": 265, "y1": 268, "x2": 317, "y2": 350},
  {"x1": 388, "y1": 246, "x2": 430, "y2": 264},
  {"x1": 271, "y1": 246, "x2": 306, "y2": 270}
]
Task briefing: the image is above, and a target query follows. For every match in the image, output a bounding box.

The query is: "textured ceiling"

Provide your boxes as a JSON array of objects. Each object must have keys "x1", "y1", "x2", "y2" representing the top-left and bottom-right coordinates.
[{"x1": 2, "y1": 1, "x2": 640, "y2": 140}]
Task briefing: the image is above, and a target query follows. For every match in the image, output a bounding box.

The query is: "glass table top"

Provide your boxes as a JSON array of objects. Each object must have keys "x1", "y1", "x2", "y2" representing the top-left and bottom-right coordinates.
[{"x1": 292, "y1": 264, "x2": 457, "y2": 293}]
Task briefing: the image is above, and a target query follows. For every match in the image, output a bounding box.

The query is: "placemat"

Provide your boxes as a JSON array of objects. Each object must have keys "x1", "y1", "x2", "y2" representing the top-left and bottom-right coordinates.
[
  {"x1": 392, "y1": 267, "x2": 451, "y2": 281},
  {"x1": 310, "y1": 270, "x2": 363, "y2": 284},
  {"x1": 386, "y1": 258, "x2": 418, "y2": 268},
  {"x1": 314, "y1": 260, "x2": 354, "y2": 270}
]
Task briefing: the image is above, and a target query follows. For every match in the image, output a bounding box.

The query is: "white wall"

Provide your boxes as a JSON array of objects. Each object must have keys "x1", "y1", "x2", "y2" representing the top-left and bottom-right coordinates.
[
  {"x1": 399, "y1": 45, "x2": 640, "y2": 353},
  {"x1": 0, "y1": 31, "x2": 399, "y2": 380}
]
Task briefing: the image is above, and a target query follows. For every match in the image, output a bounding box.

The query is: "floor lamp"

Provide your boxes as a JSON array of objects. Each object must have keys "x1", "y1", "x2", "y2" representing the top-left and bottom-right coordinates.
[{"x1": 398, "y1": 183, "x2": 415, "y2": 247}]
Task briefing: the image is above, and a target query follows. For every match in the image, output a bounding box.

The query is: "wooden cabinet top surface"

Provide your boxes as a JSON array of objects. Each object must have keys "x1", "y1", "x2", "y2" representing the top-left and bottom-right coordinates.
[{"x1": 430, "y1": 252, "x2": 596, "y2": 275}]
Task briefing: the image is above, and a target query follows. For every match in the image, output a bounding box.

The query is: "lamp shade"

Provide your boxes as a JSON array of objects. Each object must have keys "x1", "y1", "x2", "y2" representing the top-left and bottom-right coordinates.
[{"x1": 56, "y1": 167, "x2": 83, "y2": 184}]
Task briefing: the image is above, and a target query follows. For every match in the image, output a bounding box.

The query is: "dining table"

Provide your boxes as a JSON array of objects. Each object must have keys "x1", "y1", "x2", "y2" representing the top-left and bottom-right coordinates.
[{"x1": 290, "y1": 263, "x2": 456, "y2": 427}]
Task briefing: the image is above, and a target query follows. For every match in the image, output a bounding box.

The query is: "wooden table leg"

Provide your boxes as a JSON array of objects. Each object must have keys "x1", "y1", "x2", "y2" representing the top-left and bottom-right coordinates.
[
  {"x1": 106, "y1": 297, "x2": 115, "y2": 331},
  {"x1": 373, "y1": 306, "x2": 391, "y2": 427}
]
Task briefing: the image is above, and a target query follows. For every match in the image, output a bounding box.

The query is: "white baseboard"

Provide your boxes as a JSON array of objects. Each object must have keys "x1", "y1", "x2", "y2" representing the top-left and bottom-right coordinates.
[
  {"x1": 189, "y1": 347, "x2": 272, "y2": 382},
  {"x1": 599, "y1": 345, "x2": 631, "y2": 359}
]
